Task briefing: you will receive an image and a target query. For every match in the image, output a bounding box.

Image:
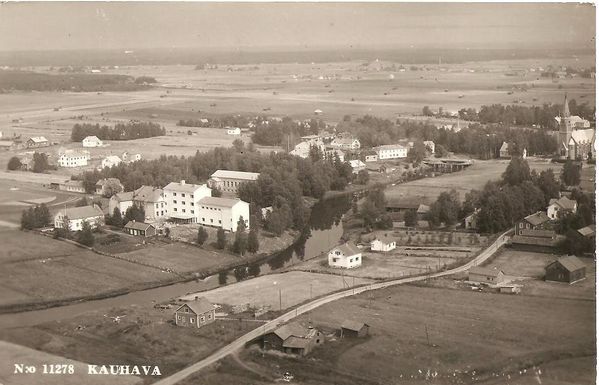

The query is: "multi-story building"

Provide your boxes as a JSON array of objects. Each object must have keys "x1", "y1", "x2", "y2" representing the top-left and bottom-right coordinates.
[
  {"x1": 58, "y1": 149, "x2": 90, "y2": 167},
  {"x1": 197, "y1": 197, "x2": 250, "y2": 231},
  {"x1": 54, "y1": 205, "x2": 104, "y2": 231},
  {"x1": 82, "y1": 135, "x2": 103, "y2": 147},
  {"x1": 108, "y1": 185, "x2": 167, "y2": 222},
  {"x1": 209, "y1": 170, "x2": 260, "y2": 196},
  {"x1": 374, "y1": 144, "x2": 408, "y2": 160},
  {"x1": 163, "y1": 180, "x2": 212, "y2": 223},
  {"x1": 27, "y1": 136, "x2": 49, "y2": 148}
]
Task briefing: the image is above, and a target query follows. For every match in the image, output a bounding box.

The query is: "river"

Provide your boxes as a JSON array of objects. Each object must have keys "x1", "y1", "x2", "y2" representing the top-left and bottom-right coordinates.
[{"x1": 0, "y1": 195, "x2": 352, "y2": 329}]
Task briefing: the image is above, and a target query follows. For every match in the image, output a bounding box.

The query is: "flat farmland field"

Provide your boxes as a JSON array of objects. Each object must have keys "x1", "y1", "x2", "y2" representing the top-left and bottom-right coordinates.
[
  {"x1": 197, "y1": 284, "x2": 595, "y2": 385},
  {"x1": 0, "y1": 230, "x2": 178, "y2": 308},
  {"x1": 385, "y1": 158, "x2": 561, "y2": 204}
]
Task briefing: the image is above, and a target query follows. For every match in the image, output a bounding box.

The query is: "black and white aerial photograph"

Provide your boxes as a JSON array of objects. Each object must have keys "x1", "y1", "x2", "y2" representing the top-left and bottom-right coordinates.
[{"x1": 0, "y1": 2, "x2": 596, "y2": 385}]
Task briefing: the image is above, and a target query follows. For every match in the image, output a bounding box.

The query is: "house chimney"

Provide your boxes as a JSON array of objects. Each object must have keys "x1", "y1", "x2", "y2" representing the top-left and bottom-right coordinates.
[{"x1": 181, "y1": 180, "x2": 186, "y2": 185}]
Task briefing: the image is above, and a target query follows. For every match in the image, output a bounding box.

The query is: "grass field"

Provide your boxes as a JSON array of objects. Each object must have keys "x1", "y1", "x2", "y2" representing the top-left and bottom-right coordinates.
[
  {"x1": 385, "y1": 158, "x2": 561, "y2": 204},
  {"x1": 194, "y1": 284, "x2": 595, "y2": 385},
  {"x1": 0, "y1": 229, "x2": 178, "y2": 308},
  {"x1": 180, "y1": 271, "x2": 374, "y2": 311}
]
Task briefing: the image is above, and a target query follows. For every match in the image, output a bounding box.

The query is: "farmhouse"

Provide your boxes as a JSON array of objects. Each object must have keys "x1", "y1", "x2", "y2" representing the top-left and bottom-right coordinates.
[
  {"x1": 545, "y1": 255, "x2": 586, "y2": 284},
  {"x1": 330, "y1": 137, "x2": 361, "y2": 151},
  {"x1": 27, "y1": 136, "x2": 49, "y2": 148},
  {"x1": 374, "y1": 144, "x2": 408, "y2": 160},
  {"x1": 340, "y1": 320, "x2": 370, "y2": 338},
  {"x1": 226, "y1": 127, "x2": 241, "y2": 135},
  {"x1": 163, "y1": 180, "x2": 212, "y2": 224},
  {"x1": 82, "y1": 135, "x2": 103, "y2": 147},
  {"x1": 58, "y1": 149, "x2": 89, "y2": 168},
  {"x1": 174, "y1": 298, "x2": 215, "y2": 328},
  {"x1": 499, "y1": 142, "x2": 510, "y2": 158},
  {"x1": 468, "y1": 267, "x2": 505, "y2": 285},
  {"x1": 547, "y1": 197, "x2": 577, "y2": 220},
  {"x1": 124, "y1": 221, "x2": 156, "y2": 237},
  {"x1": 328, "y1": 242, "x2": 362, "y2": 269},
  {"x1": 197, "y1": 197, "x2": 250, "y2": 231},
  {"x1": 263, "y1": 322, "x2": 323, "y2": 356},
  {"x1": 370, "y1": 235, "x2": 396, "y2": 252},
  {"x1": 58, "y1": 180, "x2": 86, "y2": 194},
  {"x1": 209, "y1": 170, "x2": 260, "y2": 196},
  {"x1": 54, "y1": 205, "x2": 104, "y2": 231},
  {"x1": 101, "y1": 155, "x2": 122, "y2": 169},
  {"x1": 95, "y1": 178, "x2": 124, "y2": 196},
  {"x1": 515, "y1": 211, "x2": 552, "y2": 236}
]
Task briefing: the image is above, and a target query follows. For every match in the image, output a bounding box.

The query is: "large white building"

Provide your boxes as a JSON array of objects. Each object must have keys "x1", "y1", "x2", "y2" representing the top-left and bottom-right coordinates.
[
  {"x1": 54, "y1": 205, "x2": 104, "y2": 231},
  {"x1": 374, "y1": 144, "x2": 408, "y2": 160},
  {"x1": 58, "y1": 149, "x2": 89, "y2": 168},
  {"x1": 197, "y1": 197, "x2": 250, "y2": 231},
  {"x1": 209, "y1": 170, "x2": 260, "y2": 196},
  {"x1": 163, "y1": 180, "x2": 212, "y2": 223},
  {"x1": 82, "y1": 135, "x2": 103, "y2": 147}
]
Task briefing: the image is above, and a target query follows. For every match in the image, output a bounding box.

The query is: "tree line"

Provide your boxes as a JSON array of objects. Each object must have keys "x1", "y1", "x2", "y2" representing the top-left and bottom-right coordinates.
[
  {"x1": 0, "y1": 70, "x2": 148, "y2": 92},
  {"x1": 252, "y1": 117, "x2": 327, "y2": 147},
  {"x1": 71, "y1": 121, "x2": 165, "y2": 142}
]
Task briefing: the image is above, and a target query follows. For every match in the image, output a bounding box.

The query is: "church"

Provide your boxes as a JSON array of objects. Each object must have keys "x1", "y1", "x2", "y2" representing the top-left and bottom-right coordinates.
[{"x1": 556, "y1": 94, "x2": 595, "y2": 160}]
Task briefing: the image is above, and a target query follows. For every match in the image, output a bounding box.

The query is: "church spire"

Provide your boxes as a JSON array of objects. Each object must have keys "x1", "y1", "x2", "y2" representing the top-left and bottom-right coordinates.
[{"x1": 563, "y1": 93, "x2": 570, "y2": 118}]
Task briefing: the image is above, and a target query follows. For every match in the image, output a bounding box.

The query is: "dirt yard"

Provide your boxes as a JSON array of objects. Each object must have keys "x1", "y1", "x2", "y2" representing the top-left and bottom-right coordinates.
[
  {"x1": 193, "y1": 284, "x2": 595, "y2": 385},
  {"x1": 180, "y1": 271, "x2": 374, "y2": 311}
]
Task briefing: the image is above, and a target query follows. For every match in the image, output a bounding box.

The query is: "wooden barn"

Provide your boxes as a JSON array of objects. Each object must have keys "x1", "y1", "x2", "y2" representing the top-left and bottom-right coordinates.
[
  {"x1": 468, "y1": 266, "x2": 505, "y2": 285},
  {"x1": 340, "y1": 320, "x2": 370, "y2": 338},
  {"x1": 124, "y1": 221, "x2": 156, "y2": 237},
  {"x1": 545, "y1": 255, "x2": 586, "y2": 284},
  {"x1": 262, "y1": 322, "x2": 323, "y2": 356}
]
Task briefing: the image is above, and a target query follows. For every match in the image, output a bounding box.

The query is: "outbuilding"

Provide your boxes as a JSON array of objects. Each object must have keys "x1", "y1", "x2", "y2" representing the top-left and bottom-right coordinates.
[
  {"x1": 370, "y1": 235, "x2": 396, "y2": 252},
  {"x1": 468, "y1": 266, "x2": 505, "y2": 285},
  {"x1": 340, "y1": 320, "x2": 370, "y2": 338},
  {"x1": 545, "y1": 255, "x2": 586, "y2": 284},
  {"x1": 124, "y1": 221, "x2": 156, "y2": 237}
]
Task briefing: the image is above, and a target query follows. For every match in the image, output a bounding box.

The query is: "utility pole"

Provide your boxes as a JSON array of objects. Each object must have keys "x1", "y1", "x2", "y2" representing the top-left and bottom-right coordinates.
[
  {"x1": 310, "y1": 283, "x2": 312, "y2": 300},
  {"x1": 279, "y1": 287, "x2": 282, "y2": 311},
  {"x1": 425, "y1": 324, "x2": 431, "y2": 346}
]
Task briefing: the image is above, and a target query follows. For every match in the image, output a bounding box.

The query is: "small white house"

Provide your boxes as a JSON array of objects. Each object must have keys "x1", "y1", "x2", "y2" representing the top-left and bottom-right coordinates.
[
  {"x1": 101, "y1": 155, "x2": 122, "y2": 169},
  {"x1": 370, "y1": 236, "x2": 396, "y2": 252},
  {"x1": 349, "y1": 160, "x2": 366, "y2": 174},
  {"x1": 328, "y1": 242, "x2": 362, "y2": 269},
  {"x1": 547, "y1": 197, "x2": 577, "y2": 220},
  {"x1": 54, "y1": 205, "x2": 104, "y2": 231},
  {"x1": 82, "y1": 136, "x2": 103, "y2": 147},
  {"x1": 227, "y1": 127, "x2": 241, "y2": 135}
]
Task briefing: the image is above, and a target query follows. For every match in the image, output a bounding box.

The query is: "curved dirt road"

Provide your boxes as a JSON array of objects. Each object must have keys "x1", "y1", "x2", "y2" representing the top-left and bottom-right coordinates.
[{"x1": 154, "y1": 230, "x2": 512, "y2": 385}]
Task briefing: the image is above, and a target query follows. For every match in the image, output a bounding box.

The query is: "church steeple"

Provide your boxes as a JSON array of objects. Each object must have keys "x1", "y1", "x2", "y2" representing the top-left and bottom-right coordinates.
[{"x1": 563, "y1": 93, "x2": 570, "y2": 118}]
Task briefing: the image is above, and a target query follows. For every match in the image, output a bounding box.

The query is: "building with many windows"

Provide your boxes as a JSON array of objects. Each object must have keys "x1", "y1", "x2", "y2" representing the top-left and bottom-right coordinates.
[
  {"x1": 163, "y1": 180, "x2": 212, "y2": 223},
  {"x1": 208, "y1": 170, "x2": 260, "y2": 196},
  {"x1": 58, "y1": 149, "x2": 90, "y2": 168},
  {"x1": 374, "y1": 144, "x2": 408, "y2": 160},
  {"x1": 197, "y1": 196, "x2": 250, "y2": 231}
]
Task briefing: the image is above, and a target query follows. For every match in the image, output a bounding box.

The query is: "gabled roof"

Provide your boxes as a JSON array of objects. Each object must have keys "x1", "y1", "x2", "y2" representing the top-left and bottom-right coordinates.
[
  {"x1": 341, "y1": 320, "x2": 369, "y2": 331},
  {"x1": 349, "y1": 160, "x2": 365, "y2": 168},
  {"x1": 469, "y1": 266, "x2": 503, "y2": 277},
  {"x1": 163, "y1": 181, "x2": 208, "y2": 194},
  {"x1": 332, "y1": 137, "x2": 359, "y2": 145},
  {"x1": 554, "y1": 255, "x2": 586, "y2": 272},
  {"x1": 113, "y1": 191, "x2": 134, "y2": 202},
  {"x1": 103, "y1": 155, "x2": 121, "y2": 162},
  {"x1": 124, "y1": 221, "x2": 154, "y2": 231},
  {"x1": 374, "y1": 144, "x2": 407, "y2": 151},
  {"x1": 57, "y1": 205, "x2": 103, "y2": 220},
  {"x1": 282, "y1": 336, "x2": 311, "y2": 349},
  {"x1": 273, "y1": 322, "x2": 311, "y2": 340},
  {"x1": 133, "y1": 186, "x2": 163, "y2": 203},
  {"x1": 60, "y1": 180, "x2": 84, "y2": 188},
  {"x1": 523, "y1": 211, "x2": 550, "y2": 226},
  {"x1": 570, "y1": 129, "x2": 595, "y2": 144},
  {"x1": 210, "y1": 170, "x2": 260, "y2": 181},
  {"x1": 331, "y1": 242, "x2": 361, "y2": 257},
  {"x1": 577, "y1": 224, "x2": 595, "y2": 238},
  {"x1": 175, "y1": 298, "x2": 214, "y2": 315},
  {"x1": 83, "y1": 135, "x2": 101, "y2": 142},
  {"x1": 417, "y1": 204, "x2": 430, "y2": 214},
  {"x1": 28, "y1": 136, "x2": 48, "y2": 143},
  {"x1": 549, "y1": 196, "x2": 577, "y2": 211},
  {"x1": 499, "y1": 141, "x2": 509, "y2": 152},
  {"x1": 372, "y1": 234, "x2": 395, "y2": 245},
  {"x1": 199, "y1": 196, "x2": 243, "y2": 208}
]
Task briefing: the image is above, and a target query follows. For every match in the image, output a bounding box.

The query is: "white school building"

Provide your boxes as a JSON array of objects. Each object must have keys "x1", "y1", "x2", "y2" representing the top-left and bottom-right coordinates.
[{"x1": 197, "y1": 197, "x2": 250, "y2": 231}]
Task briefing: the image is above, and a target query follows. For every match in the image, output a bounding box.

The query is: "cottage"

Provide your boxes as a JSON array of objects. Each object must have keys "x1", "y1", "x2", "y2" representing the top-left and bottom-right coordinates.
[
  {"x1": 197, "y1": 197, "x2": 250, "y2": 231},
  {"x1": 370, "y1": 235, "x2": 396, "y2": 252},
  {"x1": 547, "y1": 197, "x2": 577, "y2": 220},
  {"x1": 174, "y1": 298, "x2": 215, "y2": 328},
  {"x1": 163, "y1": 180, "x2": 212, "y2": 224},
  {"x1": 226, "y1": 127, "x2": 241, "y2": 135},
  {"x1": 545, "y1": 255, "x2": 586, "y2": 284},
  {"x1": 340, "y1": 320, "x2": 370, "y2": 338},
  {"x1": 263, "y1": 322, "x2": 323, "y2": 356},
  {"x1": 58, "y1": 180, "x2": 86, "y2": 194},
  {"x1": 328, "y1": 242, "x2": 362, "y2": 269},
  {"x1": 54, "y1": 205, "x2": 104, "y2": 231},
  {"x1": 101, "y1": 155, "x2": 122, "y2": 169},
  {"x1": 499, "y1": 142, "x2": 510, "y2": 158},
  {"x1": 468, "y1": 266, "x2": 505, "y2": 285},
  {"x1": 82, "y1": 135, "x2": 103, "y2": 147},
  {"x1": 27, "y1": 136, "x2": 49, "y2": 148},
  {"x1": 208, "y1": 170, "x2": 260, "y2": 196},
  {"x1": 124, "y1": 221, "x2": 156, "y2": 237}
]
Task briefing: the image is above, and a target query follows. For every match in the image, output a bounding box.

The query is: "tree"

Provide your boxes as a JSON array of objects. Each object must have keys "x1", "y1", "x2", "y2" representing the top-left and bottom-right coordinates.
[
  {"x1": 75, "y1": 197, "x2": 88, "y2": 207},
  {"x1": 77, "y1": 220, "x2": 95, "y2": 247},
  {"x1": 404, "y1": 209, "x2": 418, "y2": 227},
  {"x1": 407, "y1": 141, "x2": 427, "y2": 166},
  {"x1": 216, "y1": 228, "x2": 227, "y2": 249},
  {"x1": 232, "y1": 138, "x2": 245, "y2": 152},
  {"x1": 32, "y1": 152, "x2": 50, "y2": 173},
  {"x1": 7, "y1": 156, "x2": 22, "y2": 171},
  {"x1": 197, "y1": 226, "x2": 208, "y2": 246},
  {"x1": 502, "y1": 158, "x2": 531, "y2": 186},
  {"x1": 533, "y1": 169, "x2": 560, "y2": 204},
  {"x1": 435, "y1": 144, "x2": 449, "y2": 158},
  {"x1": 429, "y1": 190, "x2": 461, "y2": 227},
  {"x1": 232, "y1": 217, "x2": 248, "y2": 256},
  {"x1": 101, "y1": 178, "x2": 123, "y2": 197},
  {"x1": 109, "y1": 207, "x2": 123, "y2": 227},
  {"x1": 561, "y1": 160, "x2": 581, "y2": 186},
  {"x1": 21, "y1": 207, "x2": 34, "y2": 230},
  {"x1": 124, "y1": 204, "x2": 145, "y2": 223},
  {"x1": 211, "y1": 187, "x2": 223, "y2": 197},
  {"x1": 355, "y1": 169, "x2": 369, "y2": 185},
  {"x1": 247, "y1": 229, "x2": 259, "y2": 253},
  {"x1": 422, "y1": 106, "x2": 434, "y2": 116}
]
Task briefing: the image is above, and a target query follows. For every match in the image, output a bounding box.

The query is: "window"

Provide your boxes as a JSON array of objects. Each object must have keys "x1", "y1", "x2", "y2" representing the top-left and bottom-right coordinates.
[
  {"x1": 177, "y1": 316, "x2": 181, "y2": 321},
  {"x1": 210, "y1": 219, "x2": 213, "y2": 223},
  {"x1": 173, "y1": 192, "x2": 177, "y2": 196},
  {"x1": 182, "y1": 201, "x2": 185, "y2": 205},
  {"x1": 190, "y1": 317, "x2": 194, "y2": 323},
  {"x1": 174, "y1": 208, "x2": 178, "y2": 212},
  {"x1": 182, "y1": 193, "x2": 186, "y2": 197},
  {"x1": 191, "y1": 202, "x2": 194, "y2": 206},
  {"x1": 184, "y1": 308, "x2": 188, "y2": 312},
  {"x1": 208, "y1": 313, "x2": 212, "y2": 320},
  {"x1": 191, "y1": 210, "x2": 194, "y2": 214},
  {"x1": 219, "y1": 220, "x2": 221, "y2": 224},
  {"x1": 173, "y1": 200, "x2": 177, "y2": 204},
  {"x1": 200, "y1": 316, "x2": 205, "y2": 322},
  {"x1": 182, "y1": 209, "x2": 186, "y2": 213}
]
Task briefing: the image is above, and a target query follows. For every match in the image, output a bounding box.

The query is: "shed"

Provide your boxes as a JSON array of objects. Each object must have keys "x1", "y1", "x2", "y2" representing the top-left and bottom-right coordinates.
[
  {"x1": 545, "y1": 255, "x2": 586, "y2": 284},
  {"x1": 340, "y1": 320, "x2": 370, "y2": 338},
  {"x1": 124, "y1": 221, "x2": 156, "y2": 237},
  {"x1": 468, "y1": 266, "x2": 505, "y2": 285}
]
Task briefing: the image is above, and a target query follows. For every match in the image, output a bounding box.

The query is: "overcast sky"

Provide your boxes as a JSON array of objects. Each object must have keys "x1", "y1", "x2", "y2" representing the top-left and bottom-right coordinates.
[{"x1": 0, "y1": 2, "x2": 595, "y2": 51}]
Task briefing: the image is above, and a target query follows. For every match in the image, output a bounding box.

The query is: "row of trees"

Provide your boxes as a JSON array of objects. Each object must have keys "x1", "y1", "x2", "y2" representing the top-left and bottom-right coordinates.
[
  {"x1": 71, "y1": 121, "x2": 166, "y2": 142},
  {"x1": 7, "y1": 152, "x2": 54, "y2": 173},
  {"x1": 0, "y1": 70, "x2": 148, "y2": 92},
  {"x1": 251, "y1": 117, "x2": 326, "y2": 147},
  {"x1": 359, "y1": 187, "x2": 393, "y2": 231}
]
